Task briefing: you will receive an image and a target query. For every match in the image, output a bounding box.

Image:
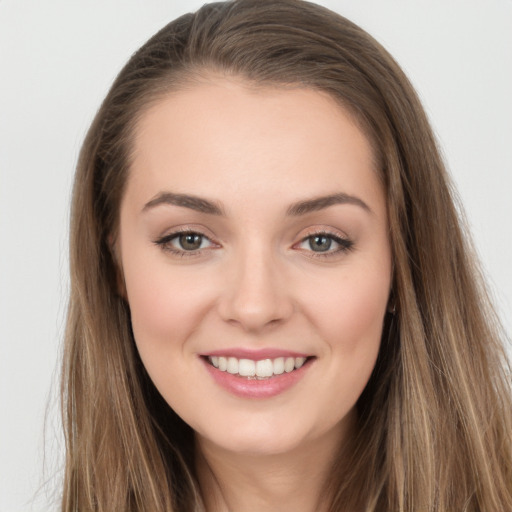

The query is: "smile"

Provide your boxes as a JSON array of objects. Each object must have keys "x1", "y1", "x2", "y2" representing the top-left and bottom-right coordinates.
[
  {"x1": 202, "y1": 353, "x2": 314, "y2": 399},
  {"x1": 207, "y1": 356, "x2": 307, "y2": 379}
]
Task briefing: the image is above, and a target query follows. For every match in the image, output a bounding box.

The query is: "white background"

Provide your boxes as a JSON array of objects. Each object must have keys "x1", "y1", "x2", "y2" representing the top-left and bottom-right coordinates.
[{"x1": 1, "y1": 1, "x2": 511, "y2": 510}]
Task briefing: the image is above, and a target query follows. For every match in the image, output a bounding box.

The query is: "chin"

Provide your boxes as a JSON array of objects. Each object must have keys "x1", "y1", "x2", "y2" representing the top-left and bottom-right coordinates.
[{"x1": 195, "y1": 415, "x2": 337, "y2": 459}]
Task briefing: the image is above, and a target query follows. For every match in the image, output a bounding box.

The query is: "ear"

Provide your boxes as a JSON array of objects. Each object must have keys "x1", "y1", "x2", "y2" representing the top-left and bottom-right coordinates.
[{"x1": 108, "y1": 234, "x2": 127, "y2": 299}]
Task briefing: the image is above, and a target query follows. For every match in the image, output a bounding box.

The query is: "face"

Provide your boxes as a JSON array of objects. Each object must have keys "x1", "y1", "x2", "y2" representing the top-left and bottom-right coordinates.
[{"x1": 118, "y1": 79, "x2": 392, "y2": 457}]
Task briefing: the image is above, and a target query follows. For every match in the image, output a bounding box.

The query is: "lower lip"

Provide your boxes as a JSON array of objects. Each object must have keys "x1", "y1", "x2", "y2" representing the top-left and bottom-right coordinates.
[{"x1": 202, "y1": 358, "x2": 313, "y2": 399}]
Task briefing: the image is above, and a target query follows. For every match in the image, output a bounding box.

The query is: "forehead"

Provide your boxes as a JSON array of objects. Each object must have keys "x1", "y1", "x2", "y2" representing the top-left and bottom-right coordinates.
[{"x1": 125, "y1": 79, "x2": 382, "y2": 215}]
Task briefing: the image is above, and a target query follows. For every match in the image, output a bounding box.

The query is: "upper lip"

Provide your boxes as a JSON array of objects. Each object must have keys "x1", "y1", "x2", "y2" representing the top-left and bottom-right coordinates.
[{"x1": 201, "y1": 348, "x2": 312, "y2": 360}]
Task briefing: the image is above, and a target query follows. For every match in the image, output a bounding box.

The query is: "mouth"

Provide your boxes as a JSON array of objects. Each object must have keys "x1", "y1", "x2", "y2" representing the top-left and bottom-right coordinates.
[{"x1": 203, "y1": 355, "x2": 314, "y2": 380}]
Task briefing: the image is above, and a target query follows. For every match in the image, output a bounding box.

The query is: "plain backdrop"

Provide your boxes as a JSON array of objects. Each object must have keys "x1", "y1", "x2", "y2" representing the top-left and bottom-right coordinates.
[{"x1": 1, "y1": 1, "x2": 511, "y2": 510}]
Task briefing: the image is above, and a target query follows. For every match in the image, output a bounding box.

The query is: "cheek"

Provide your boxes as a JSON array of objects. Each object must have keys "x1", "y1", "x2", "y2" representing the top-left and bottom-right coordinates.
[
  {"x1": 308, "y1": 267, "x2": 389, "y2": 345},
  {"x1": 128, "y1": 276, "x2": 194, "y2": 341},
  {"x1": 301, "y1": 268, "x2": 389, "y2": 420},
  {"x1": 122, "y1": 258, "x2": 218, "y2": 411},
  {"x1": 300, "y1": 254, "x2": 391, "y2": 402},
  {"x1": 120, "y1": 245, "x2": 214, "y2": 356}
]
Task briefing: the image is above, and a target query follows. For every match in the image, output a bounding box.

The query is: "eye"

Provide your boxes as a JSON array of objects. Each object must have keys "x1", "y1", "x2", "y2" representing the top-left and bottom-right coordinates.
[
  {"x1": 307, "y1": 234, "x2": 334, "y2": 252},
  {"x1": 154, "y1": 230, "x2": 216, "y2": 255},
  {"x1": 175, "y1": 232, "x2": 208, "y2": 251},
  {"x1": 296, "y1": 232, "x2": 354, "y2": 255}
]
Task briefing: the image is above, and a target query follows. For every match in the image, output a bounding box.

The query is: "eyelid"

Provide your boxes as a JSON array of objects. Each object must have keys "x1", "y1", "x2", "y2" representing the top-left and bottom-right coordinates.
[
  {"x1": 153, "y1": 226, "x2": 220, "y2": 256},
  {"x1": 153, "y1": 225, "x2": 354, "y2": 258},
  {"x1": 292, "y1": 227, "x2": 354, "y2": 257}
]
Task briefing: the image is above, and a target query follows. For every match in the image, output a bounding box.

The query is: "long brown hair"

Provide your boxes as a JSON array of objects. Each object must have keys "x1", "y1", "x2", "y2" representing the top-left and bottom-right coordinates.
[{"x1": 62, "y1": 1, "x2": 512, "y2": 510}]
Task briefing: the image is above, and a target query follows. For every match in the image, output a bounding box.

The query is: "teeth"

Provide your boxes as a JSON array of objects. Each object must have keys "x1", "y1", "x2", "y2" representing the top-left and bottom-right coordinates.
[
  {"x1": 227, "y1": 357, "x2": 238, "y2": 374},
  {"x1": 238, "y1": 359, "x2": 256, "y2": 377},
  {"x1": 208, "y1": 355, "x2": 309, "y2": 378},
  {"x1": 273, "y1": 357, "x2": 285, "y2": 375},
  {"x1": 295, "y1": 357, "x2": 306, "y2": 368},
  {"x1": 284, "y1": 357, "x2": 295, "y2": 373},
  {"x1": 256, "y1": 359, "x2": 273, "y2": 378}
]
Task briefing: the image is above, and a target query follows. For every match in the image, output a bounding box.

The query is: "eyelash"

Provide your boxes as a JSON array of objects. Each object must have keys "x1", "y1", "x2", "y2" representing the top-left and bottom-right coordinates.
[
  {"x1": 295, "y1": 231, "x2": 354, "y2": 258},
  {"x1": 153, "y1": 229, "x2": 354, "y2": 259},
  {"x1": 153, "y1": 229, "x2": 217, "y2": 258}
]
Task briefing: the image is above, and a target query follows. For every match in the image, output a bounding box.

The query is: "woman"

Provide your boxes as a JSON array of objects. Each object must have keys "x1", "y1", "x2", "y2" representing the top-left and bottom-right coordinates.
[{"x1": 61, "y1": 0, "x2": 512, "y2": 510}]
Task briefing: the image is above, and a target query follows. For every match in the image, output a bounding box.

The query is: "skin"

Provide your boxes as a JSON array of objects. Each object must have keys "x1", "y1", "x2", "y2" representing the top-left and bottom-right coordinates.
[{"x1": 118, "y1": 78, "x2": 392, "y2": 511}]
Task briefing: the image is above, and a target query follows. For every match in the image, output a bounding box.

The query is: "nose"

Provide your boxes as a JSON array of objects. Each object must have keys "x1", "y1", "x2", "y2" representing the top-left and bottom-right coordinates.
[{"x1": 217, "y1": 245, "x2": 294, "y2": 332}]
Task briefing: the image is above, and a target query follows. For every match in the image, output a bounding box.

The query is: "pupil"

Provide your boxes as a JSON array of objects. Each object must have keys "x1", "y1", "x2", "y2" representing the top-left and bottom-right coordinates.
[
  {"x1": 180, "y1": 233, "x2": 202, "y2": 250},
  {"x1": 310, "y1": 235, "x2": 331, "y2": 252}
]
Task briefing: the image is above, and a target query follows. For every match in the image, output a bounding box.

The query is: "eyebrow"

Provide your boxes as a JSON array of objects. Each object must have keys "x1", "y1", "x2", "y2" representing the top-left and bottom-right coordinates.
[
  {"x1": 142, "y1": 191, "x2": 372, "y2": 217},
  {"x1": 286, "y1": 193, "x2": 372, "y2": 216},
  {"x1": 143, "y1": 192, "x2": 225, "y2": 215}
]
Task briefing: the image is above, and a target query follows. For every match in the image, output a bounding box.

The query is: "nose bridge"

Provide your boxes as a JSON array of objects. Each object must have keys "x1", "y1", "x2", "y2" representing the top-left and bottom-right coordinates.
[{"x1": 219, "y1": 238, "x2": 292, "y2": 331}]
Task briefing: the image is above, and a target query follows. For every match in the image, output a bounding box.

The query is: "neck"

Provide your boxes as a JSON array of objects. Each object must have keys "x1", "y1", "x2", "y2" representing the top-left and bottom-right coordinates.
[{"x1": 195, "y1": 412, "x2": 356, "y2": 512}]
